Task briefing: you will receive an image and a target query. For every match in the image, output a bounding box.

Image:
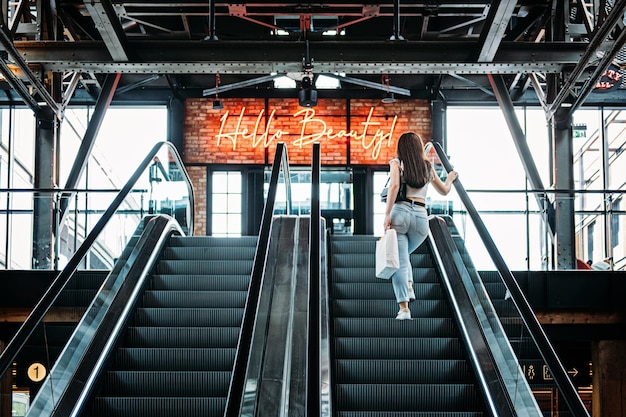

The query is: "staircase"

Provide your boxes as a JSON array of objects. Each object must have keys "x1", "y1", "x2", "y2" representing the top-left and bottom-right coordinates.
[
  {"x1": 329, "y1": 234, "x2": 487, "y2": 416},
  {"x1": 88, "y1": 235, "x2": 256, "y2": 417}
]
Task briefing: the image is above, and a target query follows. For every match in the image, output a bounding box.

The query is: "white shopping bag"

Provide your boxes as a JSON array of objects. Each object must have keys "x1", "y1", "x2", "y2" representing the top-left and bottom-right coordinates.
[{"x1": 375, "y1": 228, "x2": 399, "y2": 279}]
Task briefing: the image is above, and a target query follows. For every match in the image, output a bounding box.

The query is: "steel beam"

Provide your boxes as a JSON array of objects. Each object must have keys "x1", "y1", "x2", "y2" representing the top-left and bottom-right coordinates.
[
  {"x1": 83, "y1": 0, "x2": 129, "y2": 61},
  {"x1": 552, "y1": 107, "x2": 577, "y2": 269},
  {"x1": 58, "y1": 74, "x2": 121, "y2": 223},
  {"x1": 476, "y1": 0, "x2": 518, "y2": 62},
  {"x1": 488, "y1": 74, "x2": 556, "y2": 236}
]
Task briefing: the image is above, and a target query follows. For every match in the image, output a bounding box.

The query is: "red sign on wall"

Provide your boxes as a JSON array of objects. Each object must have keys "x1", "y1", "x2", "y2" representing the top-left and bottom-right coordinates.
[{"x1": 184, "y1": 98, "x2": 431, "y2": 165}]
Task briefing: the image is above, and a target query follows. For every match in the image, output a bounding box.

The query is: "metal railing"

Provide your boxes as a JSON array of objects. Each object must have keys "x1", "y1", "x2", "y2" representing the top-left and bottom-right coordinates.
[
  {"x1": 0, "y1": 141, "x2": 194, "y2": 390},
  {"x1": 224, "y1": 142, "x2": 292, "y2": 416},
  {"x1": 432, "y1": 141, "x2": 590, "y2": 417}
]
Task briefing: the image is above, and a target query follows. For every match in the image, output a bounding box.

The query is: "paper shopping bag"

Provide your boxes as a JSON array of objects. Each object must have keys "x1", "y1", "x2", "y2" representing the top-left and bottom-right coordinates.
[{"x1": 375, "y1": 228, "x2": 399, "y2": 279}]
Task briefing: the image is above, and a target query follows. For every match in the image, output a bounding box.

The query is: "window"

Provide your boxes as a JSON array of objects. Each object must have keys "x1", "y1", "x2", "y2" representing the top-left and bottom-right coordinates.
[{"x1": 212, "y1": 171, "x2": 242, "y2": 236}]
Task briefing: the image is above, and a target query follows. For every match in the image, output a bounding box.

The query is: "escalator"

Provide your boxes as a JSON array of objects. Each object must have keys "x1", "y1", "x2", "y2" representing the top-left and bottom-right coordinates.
[
  {"x1": 329, "y1": 234, "x2": 487, "y2": 416},
  {"x1": 89, "y1": 235, "x2": 256, "y2": 416}
]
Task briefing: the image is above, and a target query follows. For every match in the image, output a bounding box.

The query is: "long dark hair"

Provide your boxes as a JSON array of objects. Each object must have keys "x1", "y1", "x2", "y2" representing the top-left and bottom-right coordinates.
[{"x1": 396, "y1": 132, "x2": 432, "y2": 188}]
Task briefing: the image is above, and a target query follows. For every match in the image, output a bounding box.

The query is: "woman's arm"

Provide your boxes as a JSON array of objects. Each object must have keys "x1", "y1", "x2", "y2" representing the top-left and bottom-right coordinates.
[
  {"x1": 383, "y1": 160, "x2": 401, "y2": 229},
  {"x1": 431, "y1": 167, "x2": 458, "y2": 195}
]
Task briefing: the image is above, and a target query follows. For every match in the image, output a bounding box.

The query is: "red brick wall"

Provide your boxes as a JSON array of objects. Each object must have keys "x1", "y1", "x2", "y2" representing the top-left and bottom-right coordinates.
[
  {"x1": 183, "y1": 97, "x2": 431, "y2": 235},
  {"x1": 184, "y1": 98, "x2": 431, "y2": 165}
]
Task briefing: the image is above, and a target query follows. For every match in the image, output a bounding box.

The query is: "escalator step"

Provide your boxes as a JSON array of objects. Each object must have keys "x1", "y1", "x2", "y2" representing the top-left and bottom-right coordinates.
[
  {"x1": 332, "y1": 283, "x2": 444, "y2": 300},
  {"x1": 142, "y1": 290, "x2": 248, "y2": 308},
  {"x1": 162, "y1": 246, "x2": 256, "y2": 260},
  {"x1": 92, "y1": 397, "x2": 225, "y2": 417},
  {"x1": 332, "y1": 268, "x2": 439, "y2": 284},
  {"x1": 338, "y1": 412, "x2": 483, "y2": 417},
  {"x1": 102, "y1": 371, "x2": 230, "y2": 396},
  {"x1": 133, "y1": 308, "x2": 244, "y2": 327},
  {"x1": 150, "y1": 274, "x2": 250, "y2": 291},
  {"x1": 335, "y1": 359, "x2": 473, "y2": 384},
  {"x1": 332, "y1": 299, "x2": 450, "y2": 318},
  {"x1": 155, "y1": 260, "x2": 253, "y2": 275},
  {"x1": 169, "y1": 235, "x2": 258, "y2": 247},
  {"x1": 335, "y1": 383, "x2": 482, "y2": 411},
  {"x1": 332, "y1": 253, "x2": 434, "y2": 268},
  {"x1": 334, "y1": 337, "x2": 463, "y2": 359},
  {"x1": 115, "y1": 347, "x2": 236, "y2": 371},
  {"x1": 124, "y1": 327, "x2": 239, "y2": 348},
  {"x1": 334, "y1": 318, "x2": 456, "y2": 338}
]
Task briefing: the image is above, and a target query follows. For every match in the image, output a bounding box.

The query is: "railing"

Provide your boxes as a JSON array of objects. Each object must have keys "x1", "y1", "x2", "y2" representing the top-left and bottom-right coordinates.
[
  {"x1": 0, "y1": 143, "x2": 193, "y2": 270},
  {"x1": 431, "y1": 141, "x2": 590, "y2": 417},
  {"x1": 224, "y1": 142, "x2": 292, "y2": 416},
  {"x1": 26, "y1": 215, "x2": 184, "y2": 416},
  {"x1": 0, "y1": 141, "x2": 194, "y2": 392}
]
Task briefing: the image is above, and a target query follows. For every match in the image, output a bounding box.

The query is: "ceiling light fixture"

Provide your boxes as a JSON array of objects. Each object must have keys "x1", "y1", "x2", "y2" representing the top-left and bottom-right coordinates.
[
  {"x1": 212, "y1": 73, "x2": 224, "y2": 110},
  {"x1": 298, "y1": 41, "x2": 318, "y2": 107},
  {"x1": 381, "y1": 74, "x2": 396, "y2": 103}
]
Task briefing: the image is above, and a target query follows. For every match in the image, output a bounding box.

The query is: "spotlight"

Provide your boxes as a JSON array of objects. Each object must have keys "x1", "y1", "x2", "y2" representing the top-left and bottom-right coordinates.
[
  {"x1": 382, "y1": 91, "x2": 395, "y2": 103},
  {"x1": 298, "y1": 88, "x2": 318, "y2": 107},
  {"x1": 381, "y1": 74, "x2": 396, "y2": 104},
  {"x1": 211, "y1": 73, "x2": 224, "y2": 110},
  {"x1": 298, "y1": 75, "x2": 317, "y2": 107},
  {"x1": 212, "y1": 99, "x2": 224, "y2": 110}
]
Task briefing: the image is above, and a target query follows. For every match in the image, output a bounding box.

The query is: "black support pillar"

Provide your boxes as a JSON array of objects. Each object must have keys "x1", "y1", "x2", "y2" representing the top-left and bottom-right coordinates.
[
  {"x1": 552, "y1": 107, "x2": 576, "y2": 269},
  {"x1": 33, "y1": 108, "x2": 57, "y2": 269}
]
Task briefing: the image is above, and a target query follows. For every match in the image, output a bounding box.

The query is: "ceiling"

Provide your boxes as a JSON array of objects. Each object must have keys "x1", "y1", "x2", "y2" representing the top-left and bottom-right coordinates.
[{"x1": 2, "y1": 0, "x2": 626, "y2": 111}]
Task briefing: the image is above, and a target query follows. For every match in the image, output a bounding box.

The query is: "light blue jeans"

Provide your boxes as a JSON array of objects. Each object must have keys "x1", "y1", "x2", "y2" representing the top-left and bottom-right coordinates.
[{"x1": 389, "y1": 201, "x2": 429, "y2": 303}]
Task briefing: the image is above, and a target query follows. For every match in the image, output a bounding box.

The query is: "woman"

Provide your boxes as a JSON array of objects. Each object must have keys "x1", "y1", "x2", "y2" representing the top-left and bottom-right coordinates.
[{"x1": 383, "y1": 132, "x2": 458, "y2": 320}]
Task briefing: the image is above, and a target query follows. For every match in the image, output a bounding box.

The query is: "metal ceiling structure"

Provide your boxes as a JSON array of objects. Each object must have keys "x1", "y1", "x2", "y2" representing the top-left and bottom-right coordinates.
[{"x1": 1, "y1": 0, "x2": 626, "y2": 110}]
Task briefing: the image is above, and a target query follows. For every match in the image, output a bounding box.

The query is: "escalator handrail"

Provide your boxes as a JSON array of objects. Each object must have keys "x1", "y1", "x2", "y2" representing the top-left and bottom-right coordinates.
[
  {"x1": 0, "y1": 140, "x2": 194, "y2": 381},
  {"x1": 430, "y1": 141, "x2": 590, "y2": 417},
  {"x1": 28, "y1": 215, "x2": 184, "y2": 416},
  {"x1": 224, "y1": 142, "x2": 292, "y2": 416},
  {"x1": 429, "y1": 216, "x2": 542, "y2": 417},
  {"x1": 308, "y1": 142, "x2": 324, "y2": 416}
]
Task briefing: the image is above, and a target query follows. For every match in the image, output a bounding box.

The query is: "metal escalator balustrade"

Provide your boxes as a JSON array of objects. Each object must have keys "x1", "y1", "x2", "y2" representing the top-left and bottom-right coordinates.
[
  {"x1": 430, "y1": 142, "x2": 590, "y2": 417},
  {"x1": 329, "y1": 234, "x2": 487, "y2": 416}
]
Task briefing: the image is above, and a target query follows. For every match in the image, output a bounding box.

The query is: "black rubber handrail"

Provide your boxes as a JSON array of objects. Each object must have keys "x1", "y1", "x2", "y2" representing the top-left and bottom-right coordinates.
[
  {"x1": 308, "y1": 142, "x2": 321, "y2": 416},
  {"x1": 224, "y1": 142, "x2": 292, "y2": 417},
  {"x1": 0, "y1": 141, "x2": 194, "y2": 381},
  {"x1": 431, "y1": 141, "x2": 590, "y2": 417}
]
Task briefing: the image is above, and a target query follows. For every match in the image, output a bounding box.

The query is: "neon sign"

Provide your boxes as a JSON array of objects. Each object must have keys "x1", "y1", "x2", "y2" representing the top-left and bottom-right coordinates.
[{"x1": 215, "y1": 106, "x2": 398, "y2": 160}]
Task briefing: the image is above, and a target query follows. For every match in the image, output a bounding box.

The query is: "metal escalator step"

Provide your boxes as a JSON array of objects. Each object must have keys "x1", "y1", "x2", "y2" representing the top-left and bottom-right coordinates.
[
  {"x1": 331, "y1": 268, "x2": 439, "y2": 284},
  {"x1": 162, "y1": 246, "x2": 256, "y2": 260},
  {"x1": 332, "y1": 299, "x2": 450, "y2": 318},
  {"x1": 102, "y1": 371, "x2": 231, "y2": 396},
  {"x1": 169, "y1": 235, "x2": 258, "y2": 247},
  {"x1": 332, "y1": 253, "x2": 433, "y2": 269},
  {"x1": 335, "y1": 359, "x2": 473, "y2": 384},
  {"x1": 115, "y1": 347, "x2": 236, "y2": 371},
  {"x1": 334, "y1": 318, "x2": 456, "y2": 338},
  {"x1": 151, "y1": 275, "x2": 250, "y2": 291},
  {"x1": 334, "y1": 338, "x2": 463, "y2": 360},
  {"x1": 332, "y1": 283, "x2": 444, "y2": 300},
  {"x1": 156, "y1": 260, "x2": 253, "y2": 275},
  {"x1": 134, "y1": 308, "x2": 243, "y2": 327},
  {"x1": 92, "y1": 397, "x2": 226, "y2": 417},
  {"x1": 335, "y1": 383, "x2": 482, "y2": 411},
  {"x1": 338, "y1": 412, "x2": 483, "y2": 417},
  {"x1": 331, "y1": 240, "x2": 378, "y2": 255},
  {"x1": 142, "y1": 290, "x2": 248, "y2": 308},
  {"x1": 124, "y1": 327, "x2": 239, "y2": 348}
]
